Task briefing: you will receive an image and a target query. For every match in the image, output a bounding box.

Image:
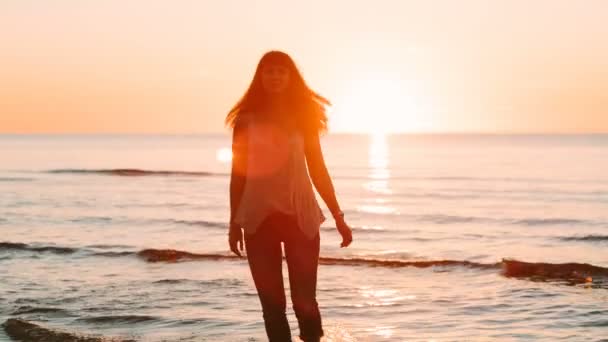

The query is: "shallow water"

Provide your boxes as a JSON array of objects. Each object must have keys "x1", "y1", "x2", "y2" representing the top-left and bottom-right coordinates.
[{"x1": 1, "y1": 134, "x2": 607, "y2": 341}]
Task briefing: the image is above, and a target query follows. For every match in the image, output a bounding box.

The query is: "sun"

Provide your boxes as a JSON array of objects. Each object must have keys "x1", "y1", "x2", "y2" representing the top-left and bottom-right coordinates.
[
  {"x1": 216, "y1": 147, "x2": 232, "y2": 163},
  {"x1": 329, "y1": 76, "x2": 432, "y2": 134}
]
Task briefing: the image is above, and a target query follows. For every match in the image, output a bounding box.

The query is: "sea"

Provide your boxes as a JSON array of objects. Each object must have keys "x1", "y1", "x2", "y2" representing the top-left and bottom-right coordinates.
[{"x1": 1, "y1": 133, "x2": 607, "y2": 341}]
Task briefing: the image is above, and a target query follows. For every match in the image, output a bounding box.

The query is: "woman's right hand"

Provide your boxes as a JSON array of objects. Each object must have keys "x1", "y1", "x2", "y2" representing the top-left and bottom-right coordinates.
[{"x1": 228, "y1": 223, "x2": 244, "y2": 257}]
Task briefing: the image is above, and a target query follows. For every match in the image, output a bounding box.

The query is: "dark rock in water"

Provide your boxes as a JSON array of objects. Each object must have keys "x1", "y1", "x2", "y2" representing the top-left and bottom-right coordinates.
[
  {"x1": 2, "y1": 318, "x2": 135, "y2": 342},
  {"x1": 502, "y1": 259, "x2": 608, "y2": 283}
]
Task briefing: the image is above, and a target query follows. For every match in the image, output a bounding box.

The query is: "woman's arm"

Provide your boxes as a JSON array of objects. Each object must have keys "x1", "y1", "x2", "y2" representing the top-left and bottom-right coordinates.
[
  {"x1": 228, "y1": 121, "x2": 247, "y2": 256},
  {"x1": 304, "y1": 132, "x2": 341, "y2": 217},
  {"x1": 304, "y1": 132, "x2": 352, "y2": 247},
  {"x1": 229, "y1": 121, "x2": 248, "y2": 224}
]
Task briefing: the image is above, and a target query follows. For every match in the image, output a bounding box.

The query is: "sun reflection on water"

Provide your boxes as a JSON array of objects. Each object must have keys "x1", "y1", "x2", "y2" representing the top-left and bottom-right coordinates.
[
  {"x1": 369, "y1": 326, "x2": 395, "y2": 339},
  {"x1": 368, "y1": 133, "x2": 389, "y2": 180},
  {"x1": 357, "y1": 285, "x2": 419, "y2": 339},
  {"x1": 360, "y1": 133, "x2": 395, "y2": 214}
]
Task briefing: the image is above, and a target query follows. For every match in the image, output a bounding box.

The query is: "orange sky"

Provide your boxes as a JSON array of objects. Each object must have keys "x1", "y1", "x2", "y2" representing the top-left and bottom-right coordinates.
[{"x1": 1, "y1": 0, "x2": 607, "y2": 134}]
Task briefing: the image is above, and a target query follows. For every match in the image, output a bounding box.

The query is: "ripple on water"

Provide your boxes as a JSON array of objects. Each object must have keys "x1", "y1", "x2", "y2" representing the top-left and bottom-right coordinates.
[
  {"x1": 11, "y1": 306, "x2": 72, "y2": 316},
  {"x1": 75, "y1": 315, "x2": 160, "y2": 325}
]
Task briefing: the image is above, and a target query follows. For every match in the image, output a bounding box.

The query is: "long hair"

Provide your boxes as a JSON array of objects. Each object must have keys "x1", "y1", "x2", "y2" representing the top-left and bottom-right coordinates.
[{"x1": 225, "y1": 51, "x2": 330, "y2": 133}]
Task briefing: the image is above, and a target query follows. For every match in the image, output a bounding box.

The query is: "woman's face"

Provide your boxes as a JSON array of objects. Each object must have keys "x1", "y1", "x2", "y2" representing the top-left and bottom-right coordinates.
[{"x1": 261, "y1": 64, "x2": 290, "y2": 95}]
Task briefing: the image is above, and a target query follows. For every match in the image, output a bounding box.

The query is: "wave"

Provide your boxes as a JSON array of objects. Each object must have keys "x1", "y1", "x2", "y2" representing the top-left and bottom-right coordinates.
[
  {"x1": 319, "y1": 256, "x2": 499, "y2": 270},
  {"x1": 0, "y1": 242, "x2": 77, "y2": 254},
  {"x1": 559, "y1": 235, "x2": 608, "y2": 242},
  {"x1": 340, "y1": 175, "x2": 566, "y2": 183},
  {"x1": 502, "y1": 259, "x2": 608, "y2": 284},
  {"x1": 151, "y1": 278, "x2": 244, "y2": 287},
  {"x1": 338, "y1": 174, "x2": 607, "y2": 187},
  {"x1": 0, "y1": 177, "x2": 35, "y2": 182},
  {"x1": 78, "y1": 248, "x2": 608, "y2": 288},
  {"x1": 3, "y1": 242, "x2": 607, "y2": 286},
  {"x1": 136, "y1": 249, "x2": 237, "y2": 263},
  {"x1": 159, "y1": 218, "x2": 387, "y2": 234},
  {"x1": 167, "y1": 219, "x2": 227, "y2": 229},
  {"x1": 30, "y1": 169, "x2": 606, "y2": 189},
  {"x1": 85, "y1": 244, "x2": 132, "y2": 249},
  {"x1": 408, "y1": 214, "x2": 602, "y2": 228},
  {"x1": 415, "y1": 214, "x2": 480, "y2": 224},
  {"x1": 76, "y1": 315, "x2": 159, "y2": 325},
  {"x1": 511, "y1": 218, "x2": 589, "y2": 226},
  {"x1": 92, "y1": 251, "x2": 134, "y2": 257},
  {"x1": 133, "y1": 249, "x2": 608, "y2": 285},
  {"x1": 69, "y1": 216, "x2": 113, "y2": 223},
  {"x1": 134, "y1": 249, "x2": 501, "y2": 269},
  {"x1": 347, "y1": 209, "x2": 602, "y2": 228},
  {"x1": 0, "y1": 243, "x2": 494, "y2": 268},
  {"x1": 45, "y1": 168, "x2": 226, "y2": 177},
  {"x1": 11, "y1": 306, "x2": 70, "y2": 316},
  {"x1": 152, "y1": 278, "x2": 189, "y2": 284},
  {"x1": 2, "y1": 318, "x2": 135, "y2": 342}
]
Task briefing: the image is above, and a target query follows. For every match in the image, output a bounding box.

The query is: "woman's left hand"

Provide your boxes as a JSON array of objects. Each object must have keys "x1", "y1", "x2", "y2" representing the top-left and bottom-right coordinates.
[
  {"x1": 228, "y1": 223, "x2": 244, "y2": 257},
  {"x1": 335, "y1": 217, "x2": 353, "y2": 248}
]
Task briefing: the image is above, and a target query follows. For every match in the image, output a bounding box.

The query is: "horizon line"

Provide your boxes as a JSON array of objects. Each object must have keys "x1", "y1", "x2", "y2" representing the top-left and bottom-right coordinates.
[{"x1": 1, "y1": 131, "x2": 608, "y2": 136}]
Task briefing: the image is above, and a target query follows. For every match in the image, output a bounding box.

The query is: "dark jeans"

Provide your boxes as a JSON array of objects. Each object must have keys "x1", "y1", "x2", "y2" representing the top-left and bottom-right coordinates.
[{"x1": 245, "y1": 212, "x2": 324, "y2": 342}]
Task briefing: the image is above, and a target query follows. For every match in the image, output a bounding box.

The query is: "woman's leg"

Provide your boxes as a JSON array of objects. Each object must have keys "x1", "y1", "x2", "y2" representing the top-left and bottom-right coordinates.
[
  {"x1": 284, "y1": 221, "x2": 323, "y2": 342},
  {"x1": 245, "y1": 215, "x2": 292, "y2": 341}
]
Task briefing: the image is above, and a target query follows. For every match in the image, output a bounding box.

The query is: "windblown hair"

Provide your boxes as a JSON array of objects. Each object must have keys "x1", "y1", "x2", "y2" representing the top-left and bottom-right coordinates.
[{"x1": 225, "y1": 51, "x2": 330, "y2": 133}]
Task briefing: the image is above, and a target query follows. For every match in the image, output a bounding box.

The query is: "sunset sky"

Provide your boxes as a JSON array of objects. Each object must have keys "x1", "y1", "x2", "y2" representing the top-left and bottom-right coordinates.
[{"x1": 1, "y1": 0, "x2": 607, "y2": 134}]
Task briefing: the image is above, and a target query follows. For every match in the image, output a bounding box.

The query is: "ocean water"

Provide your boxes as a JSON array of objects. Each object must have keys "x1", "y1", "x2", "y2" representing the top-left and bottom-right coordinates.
[{"x1": 1, "y1": 133, "x2": 607, "y2": 341}]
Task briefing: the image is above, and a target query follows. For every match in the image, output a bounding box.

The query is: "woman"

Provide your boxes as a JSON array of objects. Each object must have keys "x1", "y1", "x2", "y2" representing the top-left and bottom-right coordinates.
[{"x1": 227, "y1": 50, "x2": 353, "y2": 342}]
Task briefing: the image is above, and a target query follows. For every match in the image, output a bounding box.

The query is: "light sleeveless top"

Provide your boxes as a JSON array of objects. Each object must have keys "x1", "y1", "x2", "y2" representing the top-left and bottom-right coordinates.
[{"x1": 233, "y1": 119, "x2": 325, "y2": 240}]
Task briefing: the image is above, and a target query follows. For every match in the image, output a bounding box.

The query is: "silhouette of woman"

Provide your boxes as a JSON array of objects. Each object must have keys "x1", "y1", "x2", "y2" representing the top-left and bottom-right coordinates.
[{"x1": 227, "y1": 51, "x2": 353, "y2": 341}]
